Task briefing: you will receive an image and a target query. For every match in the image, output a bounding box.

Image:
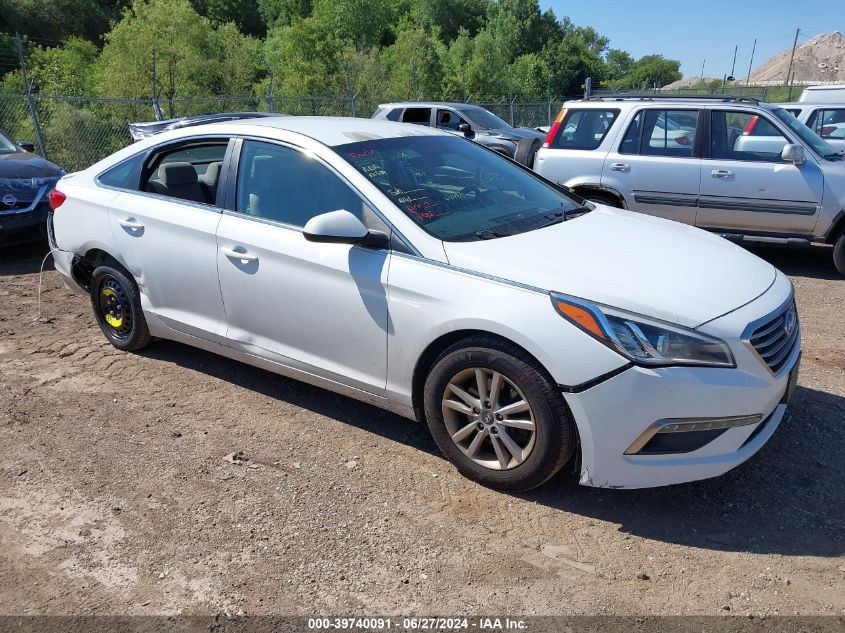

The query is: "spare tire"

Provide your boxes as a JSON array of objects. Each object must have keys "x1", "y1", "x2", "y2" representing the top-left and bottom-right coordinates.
[{"x1": 514, "y1": 137, "x2": 542, "y2": 168}]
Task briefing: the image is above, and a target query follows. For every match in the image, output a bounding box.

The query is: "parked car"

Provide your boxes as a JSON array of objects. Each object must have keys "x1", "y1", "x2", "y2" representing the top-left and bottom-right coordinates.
[
  {"x1": 49, "y1": 117, "x2": 800, "y2": 491},
  {"x1": 0, "y1": 130, "x2": 64, "y2": 246},
  {"x1": 129, "y1": 112, "x2": 278, "y2": 141},
  {"x1": 520, "y1": 95, "x2": 845, "y2": 276},
  {"x1": 797, "y1": 84, "x2": 845, "y2": 103},
  {"x1": 372, "y1": 102, "x2": 545, "y2": 158},
  {"x1": 775, "y1": 102, "x2": 845, "y2": 151}
]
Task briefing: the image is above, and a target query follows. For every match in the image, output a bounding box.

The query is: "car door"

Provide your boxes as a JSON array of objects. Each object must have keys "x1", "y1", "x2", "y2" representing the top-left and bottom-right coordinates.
[
  {"x1": 601, "y1": 108, "x2": 702, "y2": 225},
  {"x1": 215, "y1": 138, "x2": 390, "y2": 394},
  {"x1": 107, "y1": 138, "x2": 230, "y2": 341},
  {"x1": 697, "y1": 109, "x2": 823, "y2": 235}
]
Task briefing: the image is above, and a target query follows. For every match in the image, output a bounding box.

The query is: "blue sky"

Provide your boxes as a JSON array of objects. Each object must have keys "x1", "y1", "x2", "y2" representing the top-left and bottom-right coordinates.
[{"x1": 540, "y1": 0, "x2": 841, "y2": 79}]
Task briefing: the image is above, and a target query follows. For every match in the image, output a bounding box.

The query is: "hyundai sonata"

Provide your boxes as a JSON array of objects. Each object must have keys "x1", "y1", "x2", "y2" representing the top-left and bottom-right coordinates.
[{"x1": 48, "y1": 117, "x2": 800, "y2": 491}]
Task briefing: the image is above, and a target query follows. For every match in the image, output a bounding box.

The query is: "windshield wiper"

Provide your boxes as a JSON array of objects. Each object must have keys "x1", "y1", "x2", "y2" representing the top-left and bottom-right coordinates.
[{"x1": 475, "y1": 229, "x2": 509, "y2": 240}]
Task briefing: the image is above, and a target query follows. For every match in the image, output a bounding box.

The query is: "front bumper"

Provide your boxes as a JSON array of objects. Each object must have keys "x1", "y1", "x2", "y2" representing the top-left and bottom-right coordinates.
[
  {"x1": 564, "y1": 274, "x2": 800, "y2": 489},
  {"x1": 0, "y1": 203, "x2": 49, "y2": 243}
]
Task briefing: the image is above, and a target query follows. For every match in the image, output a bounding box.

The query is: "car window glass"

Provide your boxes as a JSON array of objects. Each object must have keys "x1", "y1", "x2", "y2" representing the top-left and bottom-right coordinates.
[
  {"x1": 643, "y1": 109, "x2": 698, "y2": 157},
  {"x1": 436, "y1": 109, "x2": 468, "y2": 131},
  {"x1": 143, "y1": 142, "x2": 227, "y2": 205},
  {"x1": 711, "y1": 111, "x2": 789, "y2": 162},
  {"x1": 806, "y1": 108, "x2": 845, "y2": 139},
  {"x1": 235, "y1": 140, "x2": 366, "y2": 229},
  {"x1": 339, "y1": 135, "x2": 586, "y2": 242},
  {"x1": 0, "y1": 130, "x2": 17, "y2": 153},
  {"x1": 549, "y1": 109, "x2": 619, "y2": 150},
  {"x1": 385, "y1": 108, "x2": 402, "y2": 122},
  {"x1": 99, "y1": 153, "x2": 144, "y2": 189},
  {"x1": 402, "y1": 108, "x2": 431, "y2": 125}
]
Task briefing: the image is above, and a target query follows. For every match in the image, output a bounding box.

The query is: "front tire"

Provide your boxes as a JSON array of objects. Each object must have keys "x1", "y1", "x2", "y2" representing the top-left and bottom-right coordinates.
[
  {"x1": 423, "y1": 336, "x2": 576, "y2": 491},
  {"x1": 90, "y1": 264, "x2": 151, "y2": 351},
  {"x1": 833, "y1": 231, "x2": 845, "y2": 277}
]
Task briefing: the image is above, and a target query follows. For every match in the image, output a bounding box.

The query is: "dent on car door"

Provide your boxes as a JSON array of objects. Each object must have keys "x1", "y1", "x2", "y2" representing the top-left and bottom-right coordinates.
[
  {"x1": 602, "y1": 108, "x2": 701, "y2": 224},
  {"x1": 214, "y1": 139, "x2": 390, "y2": 394},
  {"x1": 696, "y1": 110, "x2": 823, "y2": 235},
  {"x1": 107, "y1": 138, "x2": 230, "y2": 340}
]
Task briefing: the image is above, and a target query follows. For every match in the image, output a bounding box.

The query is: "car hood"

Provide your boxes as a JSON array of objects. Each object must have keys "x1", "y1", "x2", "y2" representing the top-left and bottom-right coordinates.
[
  {"x1": 0, "y1": 150, "x2": 63, "y2": 179},
  {"x1": 484, "y1": 127, "x2": 545, "y2": 141},
  {"x1": 442, "y1": 206, "x2": 777, "y2": 328}
]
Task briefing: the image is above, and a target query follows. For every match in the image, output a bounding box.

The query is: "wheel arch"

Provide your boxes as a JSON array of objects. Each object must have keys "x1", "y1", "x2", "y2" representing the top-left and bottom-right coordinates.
[
  {"x1": 411, "y1": 329, "x2": 553, "y2": 423},
  {"x1": 71, "y1": 247, "x2": 123, "y2": 292},
  {"x1": 823, "y1": 208, "x2": 845, "y2": 243},
  {"x1": 568, "y1": 183, "x2": 627, "y2": 208}
]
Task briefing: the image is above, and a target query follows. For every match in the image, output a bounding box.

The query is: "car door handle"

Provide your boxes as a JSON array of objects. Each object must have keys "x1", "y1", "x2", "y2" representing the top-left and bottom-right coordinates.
[
  {"x1": 118, "y1": 218, "x2": 144, "y2": 230},
  {"x1": 711, "y1": 169, "x2": 734, "y2": 178},
  {"x1": 609, "y1": 162, "x2": 630, "y2": 172},
  {"x1": 221, "y1": 246, "x2": 259, "y2": 263}
]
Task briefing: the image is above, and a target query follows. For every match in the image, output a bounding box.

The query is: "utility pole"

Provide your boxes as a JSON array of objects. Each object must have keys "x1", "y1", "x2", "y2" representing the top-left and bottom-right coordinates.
[
  {"x1": 746, "y1": 38, "x2": 757, "y2": 85},
  {"x1": 700, "y1": 59, "x2": 705, "y2": 83},
  {"x1": 786, "y1": 28, "x2": 800, "y2": 99},
  {"x1": 267, "y1": 65, "x2": 275, "y2": 113},
  {"x1": 15, "y1": 32, "x2": 47, "y2": 159},
  {"x1": 151, "y1": 48, "x2": 163, "y2": 120},
  {"x1": 344, "y1": 60, "x2": 355, "y2": 117},
  {"x1": 729, "y1": 45, "x2": 738, "y2": 79}
]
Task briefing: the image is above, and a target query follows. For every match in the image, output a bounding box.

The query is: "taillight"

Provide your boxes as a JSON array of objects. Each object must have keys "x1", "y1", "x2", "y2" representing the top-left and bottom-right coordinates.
[
  {"x1": 48, "y1": 188, "x2": 66, "y2": 210},
  {"x1": 820, "y1": 126, "x2": 836, "y2": 136},
  {"x1": 742, "y1": 116, "x2": 758, "y2": 136},
  {"x1": 675, "y1": 136, "x2": 691, "y2": 145},
  {"x1": 543, "y1": 108, "x2": 567, "y2": 148}
]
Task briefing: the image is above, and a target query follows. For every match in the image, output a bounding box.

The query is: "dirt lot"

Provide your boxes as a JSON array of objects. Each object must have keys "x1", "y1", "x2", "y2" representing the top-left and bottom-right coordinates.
[{"x1": 0, "y1": 240, "x2": 843, "y2": 618}]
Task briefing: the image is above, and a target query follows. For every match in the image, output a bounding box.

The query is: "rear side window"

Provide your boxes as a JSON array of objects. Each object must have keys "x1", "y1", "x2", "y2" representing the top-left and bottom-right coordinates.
[
  {"x1": 549, "y1": 109, "x2": 619, "y2": 150},
  {"x1": 98, "y1": 153, "x2": 144, "y2": 189},
  {"x1": 619, "y1": 109, "x2": 698, "y2": 158},
  {"x1": 402, "y1": 108, "x2": 431, "y2": 125},
  {"x1": 142, "y1": 142, "x2": 228, "y2": 205},
  {"x1": 806, "y1": 108, "x2": 845, "y2": 139},
  {"x1": 385, "y1": 108, "x2": 402, "y2": 122}
]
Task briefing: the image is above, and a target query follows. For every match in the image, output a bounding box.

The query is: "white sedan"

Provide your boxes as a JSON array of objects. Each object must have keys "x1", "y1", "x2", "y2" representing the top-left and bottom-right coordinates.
[{"x1": 48, "y1": 117, "x2": 800, "y2": 491}]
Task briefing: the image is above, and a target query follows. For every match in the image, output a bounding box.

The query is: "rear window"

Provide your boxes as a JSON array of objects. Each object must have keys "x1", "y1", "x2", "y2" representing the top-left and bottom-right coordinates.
[
  {"x1": 385, "y1": 108, "x2": 402, "y2": 122},
  {"x1": 548, "y1": 109, "x2": 619, "y2": 150}
]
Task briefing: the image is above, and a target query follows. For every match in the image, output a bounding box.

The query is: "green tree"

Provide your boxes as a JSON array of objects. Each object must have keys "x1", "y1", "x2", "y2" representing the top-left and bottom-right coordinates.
[
  {"x1": 312, "y1": 0, "x2": 393, "y2": 50},
  {"x1": 605, "y1": 48, "x2": 634, "y2": 81},
  {"x1": 376, "y1": 24, "x2": 445, "y2": 99},
  {"x1": 622, "y1": 54, "x2": 681, "y2": 89},
  {"x1": 0, "y1": 0, "x2": 120, "y2": 44},
  {"x1": 264, "y1": 16, "x2": 348, "y2": 96},
  {"x1": 190, "y1": 0, "x2": 265, "y2": 36},
  {"x1": 410, "y1": 0, "x2": 489, "y2": 42}
]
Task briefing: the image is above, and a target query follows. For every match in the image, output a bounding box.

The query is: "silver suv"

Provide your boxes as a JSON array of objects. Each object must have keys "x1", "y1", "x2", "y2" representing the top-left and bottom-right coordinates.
[{"x1": 524, "y1": 95, "x2": 845, "y2": 276}]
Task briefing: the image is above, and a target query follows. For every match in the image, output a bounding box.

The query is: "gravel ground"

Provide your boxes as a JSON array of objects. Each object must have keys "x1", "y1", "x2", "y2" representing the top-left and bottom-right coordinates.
[{"x1": 0, "y1": 240, "x2": 843, "y2": 617}]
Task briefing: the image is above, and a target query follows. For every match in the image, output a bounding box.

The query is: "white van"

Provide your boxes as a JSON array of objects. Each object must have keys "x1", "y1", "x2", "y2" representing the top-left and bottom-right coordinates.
[{"x1": 798, "y1": 84, "x2": 845, "y2": 104}]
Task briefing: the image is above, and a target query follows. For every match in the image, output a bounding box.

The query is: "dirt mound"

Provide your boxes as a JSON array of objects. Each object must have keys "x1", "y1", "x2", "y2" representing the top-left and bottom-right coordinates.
[
  {"x1": 750, "y1": 31, "x2": 845, "y2": 83},
  {"x1": 661, "y1": 77, "x2": 721, "y2": 90}
]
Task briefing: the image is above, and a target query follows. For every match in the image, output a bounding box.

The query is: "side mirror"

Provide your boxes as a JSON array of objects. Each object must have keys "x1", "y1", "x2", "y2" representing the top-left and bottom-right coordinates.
[
  {"x1": 18, "y1": 141, "x2": 36, "y2": 153},
  {"x1": 457, "y1": 123, "x2": 473, "y2": 137},
  {"x1": 781, "y1": 143, "x2": 805, "y2": 165},
  {"x1": 303, "y1": 209, "x2": 389, "y2": 248}
]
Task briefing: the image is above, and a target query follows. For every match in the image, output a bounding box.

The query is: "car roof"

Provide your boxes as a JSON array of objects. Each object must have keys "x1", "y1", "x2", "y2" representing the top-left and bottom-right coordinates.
[
  {"x1": 378, "y1": 101, "x2": 486, "y2": 110},
  {"x1": 199, "y1": 116, "x2": 452, "y2": 146},
  {"x1": 563, "y1": 96, "x2": 779, "y2": 110}
]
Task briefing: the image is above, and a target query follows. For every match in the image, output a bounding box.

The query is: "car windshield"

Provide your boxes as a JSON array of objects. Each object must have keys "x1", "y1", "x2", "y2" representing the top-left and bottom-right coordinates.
[
  {"x1": 457, "y1": 107, "x2": 512, "y2": 131},
  {"x1": 0, "y1": 130, "x2": 18, "y2": 154},
  {"x1": 337, "y1": 135, "x2": 587, "y2": 242},
  {"x1": 771, "y1": 107, "x2": 840, "y2": 159}
]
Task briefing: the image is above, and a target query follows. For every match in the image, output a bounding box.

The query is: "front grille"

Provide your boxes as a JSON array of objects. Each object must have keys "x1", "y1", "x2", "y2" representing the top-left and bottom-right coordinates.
[
  {"x1": 0, "y1": 177, "x2": 59, "y2": 213},
  {"x1": 747, "y1": 301, "x2": 799, "y2": 374}
]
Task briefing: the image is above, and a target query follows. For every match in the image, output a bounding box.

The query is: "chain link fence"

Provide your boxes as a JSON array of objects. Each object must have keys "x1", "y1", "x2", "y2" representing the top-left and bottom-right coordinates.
[{"x1": 1, "y1": 93, "x2": 569, "y2": 172}]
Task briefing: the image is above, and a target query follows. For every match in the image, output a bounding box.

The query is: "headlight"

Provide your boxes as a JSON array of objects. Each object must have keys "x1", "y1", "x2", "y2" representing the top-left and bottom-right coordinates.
[{"x1": 551, "y1": 293, "x2": 735, "y2": 368}]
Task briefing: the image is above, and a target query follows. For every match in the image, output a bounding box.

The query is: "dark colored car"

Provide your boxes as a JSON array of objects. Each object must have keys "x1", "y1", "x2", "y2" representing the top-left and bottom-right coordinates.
[
  {"x1": 129, "y1": 112, "x2": 279, "y2": 141},
  {"x1": 372, "y1": 102, "x2": 545, "y2": 157},
  {"x1": 0, "y1": 131, "x2": 63, "y2": 246}
]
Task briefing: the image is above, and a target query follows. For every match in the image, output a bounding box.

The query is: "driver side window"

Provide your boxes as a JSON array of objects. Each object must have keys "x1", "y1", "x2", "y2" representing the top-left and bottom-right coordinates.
[
  {"x1": 235, "y1": 140, "x2": 365, "y2": 228},
  {"x1": 437, "y1": 109, "x2": 467, "y2": 131}
]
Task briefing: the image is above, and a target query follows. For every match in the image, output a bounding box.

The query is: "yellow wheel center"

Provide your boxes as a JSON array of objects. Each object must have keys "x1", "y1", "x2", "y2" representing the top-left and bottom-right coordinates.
[{"x1": 101, "y1": 287, "x2": 124, "y2": 328}]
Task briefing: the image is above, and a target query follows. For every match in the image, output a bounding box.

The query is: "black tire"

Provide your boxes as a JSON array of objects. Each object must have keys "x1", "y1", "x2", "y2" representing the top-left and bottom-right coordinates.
[
  {"x1": 584, "y1": 192, "x2": 622, "y2": 208},
  {"x1": 514, "y1": 137, "x2": 542, "y2": 168},
  {"x1": 90, "y1": 264, "x2": 151, "y2": 351},
  {"x1": 834, "y1": 231, "x2": 845, "y2": 277},
  {"x1": 423, "y1": 336, "x2": 576, "y2": 492}
]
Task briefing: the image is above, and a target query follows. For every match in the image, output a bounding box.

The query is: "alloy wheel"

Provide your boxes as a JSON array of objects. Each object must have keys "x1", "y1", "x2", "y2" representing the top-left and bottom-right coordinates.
[{"x1": 441, "y1": 368, "x2": 536, "y2": 470}]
